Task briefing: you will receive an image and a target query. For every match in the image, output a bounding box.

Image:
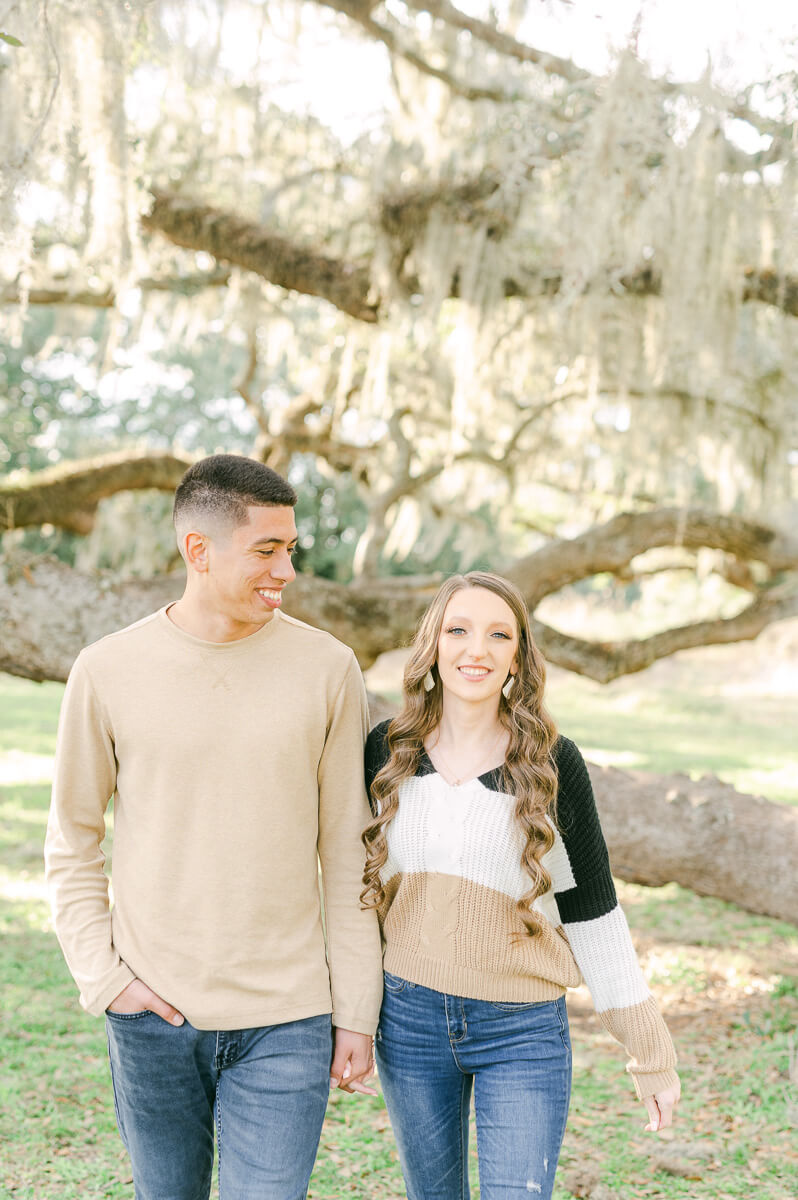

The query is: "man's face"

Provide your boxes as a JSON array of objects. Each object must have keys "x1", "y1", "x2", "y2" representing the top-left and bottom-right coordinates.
[{"x1": 203, "y1": 505, "x2": 298, "y2": 634}]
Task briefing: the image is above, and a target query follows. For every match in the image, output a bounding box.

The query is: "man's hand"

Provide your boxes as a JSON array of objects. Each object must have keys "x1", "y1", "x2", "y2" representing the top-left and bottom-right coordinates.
[
  {"x1": 643, "y1": 1082, "x2": 680, "y2": 1132},
  {"x1": 330, "y1": 1028, "x2": 376, "y2": 1096},
  {"x1": 107, "y1": 978, "x2": 185, "y2": 1026}
]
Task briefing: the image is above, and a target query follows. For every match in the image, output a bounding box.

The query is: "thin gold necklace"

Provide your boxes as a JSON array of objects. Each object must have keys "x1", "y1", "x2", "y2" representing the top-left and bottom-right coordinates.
[{"x1": 429, "y1": 726, "x2": 505, "y2": 787}]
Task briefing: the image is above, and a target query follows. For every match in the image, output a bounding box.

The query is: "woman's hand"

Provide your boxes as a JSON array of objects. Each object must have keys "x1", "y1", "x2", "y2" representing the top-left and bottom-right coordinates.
[
  {"x1": 643, "y1": 1082, "x2": 680, "y2": 1132},
  {"x1": 330, "y1": 1028, "x2": 377, "y2": 1096}
]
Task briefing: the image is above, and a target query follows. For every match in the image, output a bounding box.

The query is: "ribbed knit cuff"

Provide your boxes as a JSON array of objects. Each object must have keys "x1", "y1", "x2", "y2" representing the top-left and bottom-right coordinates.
[{"x1": 630, "y1": 1067, "x2": 680, "y2": 1101}]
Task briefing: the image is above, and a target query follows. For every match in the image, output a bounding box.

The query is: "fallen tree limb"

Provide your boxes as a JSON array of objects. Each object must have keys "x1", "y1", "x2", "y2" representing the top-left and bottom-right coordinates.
[{"x1": 588, "y1": 763, "x2": 798, "y2": 925}]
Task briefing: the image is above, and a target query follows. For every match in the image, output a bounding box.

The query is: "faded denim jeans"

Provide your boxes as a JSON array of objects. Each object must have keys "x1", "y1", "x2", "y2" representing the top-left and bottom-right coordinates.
[
  {"x1": 105, "y1": 1010, "x2": 332, "y2": 1200},
  {"x1": 376, "y1": 973, "x2": 571, "y2": 1200}
]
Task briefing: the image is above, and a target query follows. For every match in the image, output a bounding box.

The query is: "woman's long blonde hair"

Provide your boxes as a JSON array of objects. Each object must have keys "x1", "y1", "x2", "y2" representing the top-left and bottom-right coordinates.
[{"x1": 361, "y1": 571, "x2": 559, "y2": 935}]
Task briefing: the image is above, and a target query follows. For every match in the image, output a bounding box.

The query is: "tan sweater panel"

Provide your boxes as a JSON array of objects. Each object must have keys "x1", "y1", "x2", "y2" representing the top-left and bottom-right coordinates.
[
  {"x1": 45, "y1": 608, "x2": 383, "y2": 1033},
  {"x1": 380, "y1": 871, "x2": 582, "y2": 1001},
  {"x1": 379, "y1": 870, "x2": 677, "y2": 1100}
]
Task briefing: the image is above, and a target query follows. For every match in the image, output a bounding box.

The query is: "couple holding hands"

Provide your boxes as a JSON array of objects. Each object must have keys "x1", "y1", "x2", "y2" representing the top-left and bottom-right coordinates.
[{"x1": 45, "y1": 454, "x2": 678, "y2": 1200}]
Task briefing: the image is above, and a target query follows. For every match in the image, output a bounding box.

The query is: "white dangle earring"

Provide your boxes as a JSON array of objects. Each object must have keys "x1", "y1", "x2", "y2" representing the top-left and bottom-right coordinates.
[
  {"x1": 502, "y1": 673, "x2": 515, "y2": 699},
  {"x1": 423, "y1": 670, "x2": 435, "y2": 692}
]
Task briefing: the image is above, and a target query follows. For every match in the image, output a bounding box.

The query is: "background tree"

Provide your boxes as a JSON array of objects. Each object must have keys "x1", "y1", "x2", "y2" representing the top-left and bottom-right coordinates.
[{"x1": 1, "y1": 1, "x2": 797, "y2": 915}]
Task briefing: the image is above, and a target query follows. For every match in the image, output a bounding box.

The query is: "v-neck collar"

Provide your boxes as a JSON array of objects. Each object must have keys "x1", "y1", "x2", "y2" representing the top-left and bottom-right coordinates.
[{"x1": 418, "y1": 745, "x2": 506, "y2": 791}]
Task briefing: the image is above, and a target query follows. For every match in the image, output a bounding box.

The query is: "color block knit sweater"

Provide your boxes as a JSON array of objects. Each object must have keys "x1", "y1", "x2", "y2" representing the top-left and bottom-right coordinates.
[{"x1": 365, "y1": 721, "x2": 678, "y2": 1100}]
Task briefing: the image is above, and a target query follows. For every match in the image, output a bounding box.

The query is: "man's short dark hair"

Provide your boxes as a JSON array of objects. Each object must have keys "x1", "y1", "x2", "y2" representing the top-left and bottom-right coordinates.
[{"x1": 173, "y1": 455, "x2": 297, "y2": 532}]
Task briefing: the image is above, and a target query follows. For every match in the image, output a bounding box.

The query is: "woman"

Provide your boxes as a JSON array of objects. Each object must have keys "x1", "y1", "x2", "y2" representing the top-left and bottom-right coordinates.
[{"x1": 362, "y1": 572, "x2": 680, "y2": 1200}]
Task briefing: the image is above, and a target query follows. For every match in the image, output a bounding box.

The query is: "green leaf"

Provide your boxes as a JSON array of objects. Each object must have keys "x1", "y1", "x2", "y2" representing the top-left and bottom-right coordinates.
[{"x1": 0, "y1": 31, "x2": 24, "y2": 47}]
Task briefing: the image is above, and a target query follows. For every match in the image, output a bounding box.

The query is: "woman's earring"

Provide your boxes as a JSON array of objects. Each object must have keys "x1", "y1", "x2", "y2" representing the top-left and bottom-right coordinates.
[
  {"x1": 423, "y1": 670, "x2": 435, "y2": 692},
  {"x1": 502, "y1": 674, "x2": 515, "y2": 699}
]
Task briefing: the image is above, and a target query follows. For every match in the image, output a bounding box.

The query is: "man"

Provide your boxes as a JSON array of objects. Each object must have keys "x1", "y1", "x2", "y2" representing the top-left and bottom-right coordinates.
[{"x1": 45, "y1": 454, "x2": 383, "y2": 1200}]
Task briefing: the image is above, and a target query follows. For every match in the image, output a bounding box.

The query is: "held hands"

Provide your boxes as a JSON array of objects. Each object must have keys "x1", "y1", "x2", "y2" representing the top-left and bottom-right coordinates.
[
  {"x1": 330, "y1": 1028, "x2": 376, "y2": 1096},
  {"x1": 107, "y1": 978, "x2": 185, "y2": 1026},
  {"x1": 643, "y1": 1082, "x2": 680, "y2": 1132}
]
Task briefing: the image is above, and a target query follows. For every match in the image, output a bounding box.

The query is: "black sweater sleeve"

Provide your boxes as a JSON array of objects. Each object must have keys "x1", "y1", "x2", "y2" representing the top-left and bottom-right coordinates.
[
  {"x1": 552, "y1": 736, "x2": 618, "y2": 925},
  {"x1": 364, "y1": 719, "x2": 392, "y2": 815}
]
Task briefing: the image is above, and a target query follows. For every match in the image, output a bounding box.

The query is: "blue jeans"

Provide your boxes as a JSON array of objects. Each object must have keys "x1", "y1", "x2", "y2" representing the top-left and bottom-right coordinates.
[
  {"x1": 105, "y1": 1010, "x2": 332, "y2": 1200},
  {"x1": 376, "y1": 973, "x2": 571, "y2": 1200}
]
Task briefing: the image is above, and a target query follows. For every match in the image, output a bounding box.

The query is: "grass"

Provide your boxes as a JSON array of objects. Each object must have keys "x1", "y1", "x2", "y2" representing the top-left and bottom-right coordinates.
[{"x1": 1, "y1": 669, "x2": 796, "y2": 1199}]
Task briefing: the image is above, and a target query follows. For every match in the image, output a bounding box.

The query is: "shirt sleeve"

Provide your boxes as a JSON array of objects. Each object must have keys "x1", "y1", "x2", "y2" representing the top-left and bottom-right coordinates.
[
  {"x1": 554, "y1": 737, "x2": 679, "y2": 1100},
  {"x1": 317, "y1": 652, "x2": 384, "y2": 1035},
  {"x1": 44, "y1": 653, "x2": 136, "y2": 1015}
]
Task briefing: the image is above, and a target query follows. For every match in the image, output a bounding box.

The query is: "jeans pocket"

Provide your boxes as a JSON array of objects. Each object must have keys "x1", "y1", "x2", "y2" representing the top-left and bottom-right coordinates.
[
  {"x1": 105, "y1": 1008, "x2": 153, "y2": 1021},
  {"x1": 383, "y1": 971, "x2": 410, "y2": 994},
  {"x1": 486, "y1": 999, "x2": 541, "y2": 1012}
]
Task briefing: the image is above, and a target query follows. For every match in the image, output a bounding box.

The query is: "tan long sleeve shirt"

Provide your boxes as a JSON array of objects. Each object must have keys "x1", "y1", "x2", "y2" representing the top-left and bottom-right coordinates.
[{"x1": 45, "y1": 607, "x2": 383, "y2": 1034}]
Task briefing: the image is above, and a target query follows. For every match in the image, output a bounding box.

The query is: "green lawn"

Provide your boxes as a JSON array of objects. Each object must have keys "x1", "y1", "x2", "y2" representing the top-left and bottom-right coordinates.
[
  {"x1": 1, "y1": 672, "x2": 796, "y2": 1199},
  {"x1": 546, "y1": 669, "x2": 798, "y2": 806}
]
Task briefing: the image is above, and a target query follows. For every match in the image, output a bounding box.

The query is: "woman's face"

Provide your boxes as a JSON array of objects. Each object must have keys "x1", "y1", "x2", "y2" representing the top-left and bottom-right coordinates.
[{"x1": 436, "y1": 587, "x2": 519, "y2": 706}]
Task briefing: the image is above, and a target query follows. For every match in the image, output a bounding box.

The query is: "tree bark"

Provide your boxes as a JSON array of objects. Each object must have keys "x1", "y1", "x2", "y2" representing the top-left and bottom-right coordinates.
[
  {"x1": 588, "y1": 763, "x2": 798, "y2": 925},
  {"x1": 512, "y1": 508, "x2": 798, "y2": 609},
  {"x1": 0, "y1": 557, "x2": 428, "y2": 682},
  {"x1": 1, "y1": 267, "x2": 232, "y2": 307},
  {"x1": 0, "y1": 452, "x2": 194, "y2": 534},
  {"x1": 142, "y1": 192, "x2": 379, "y2": 323}
]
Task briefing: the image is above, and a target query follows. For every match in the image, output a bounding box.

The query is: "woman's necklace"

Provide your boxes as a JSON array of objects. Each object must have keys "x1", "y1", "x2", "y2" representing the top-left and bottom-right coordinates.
[{"x1": 429, "y1": 725, "x2": 506, "y2": 787}]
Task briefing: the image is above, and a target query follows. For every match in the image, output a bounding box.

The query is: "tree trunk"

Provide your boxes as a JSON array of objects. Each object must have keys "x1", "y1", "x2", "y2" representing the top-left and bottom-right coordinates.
[
  {"x1": 2, "y1": 537, "x2": 797, "y2": 682},
  {"x1": 0, "y1": 558, "x2": 426, "y2": 682},
  {"x1": 589, "y1": 763, "x2": 798, "y2": 925}
]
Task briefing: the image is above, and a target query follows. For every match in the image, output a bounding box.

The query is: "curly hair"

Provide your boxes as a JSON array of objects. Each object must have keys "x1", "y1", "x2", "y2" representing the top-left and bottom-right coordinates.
[{"x1": 361, "y1": 571, "x2": 559, "y2": 936}]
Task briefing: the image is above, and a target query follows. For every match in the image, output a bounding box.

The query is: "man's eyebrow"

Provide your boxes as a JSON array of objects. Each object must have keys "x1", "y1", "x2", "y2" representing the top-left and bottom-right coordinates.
[{"x1": 247, "y1": 535, "x2": 298, "y2": 548}]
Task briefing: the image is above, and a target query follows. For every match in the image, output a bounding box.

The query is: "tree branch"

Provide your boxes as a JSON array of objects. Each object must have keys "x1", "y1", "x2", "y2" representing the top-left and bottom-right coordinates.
[
  {"x1": 0, "y1": 451, "x2": 193, "y2": 534},
  {"x1": 142, "y1": 191, "x2": 379, "y2": 323},
  {"x1": 316, "y1": 0, "x2": 792, "y2": 162},
  {"x1": 314, "y1": 0, "x2": 511, "y2": 102},
  {"x1": 509, "y1": 507, "x2": 798, "y2": 608},
  {"x1": 400, "y1": 0, "x2": 590, "y2": 82},
  {"x1": 533, "y1": 582, "x2": 798, "y2": 684},
  {"x1": 4, "y1": 455, "x2": 797, "y2": 685},
  {"x1": 140, "y1": 193, "x2": 798, "y2": 324},
  {"x1": 1, "y1": 267, "x2": 232, "y2": 307}
]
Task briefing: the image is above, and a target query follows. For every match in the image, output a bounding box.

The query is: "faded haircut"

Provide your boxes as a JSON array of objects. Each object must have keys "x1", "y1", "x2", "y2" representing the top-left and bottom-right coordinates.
[{"x1": 173, "y1": 454, "x2": 297, "y2": 539}]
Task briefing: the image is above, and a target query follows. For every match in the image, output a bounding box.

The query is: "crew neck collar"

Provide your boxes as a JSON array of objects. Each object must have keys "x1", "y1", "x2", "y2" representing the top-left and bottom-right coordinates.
[{"x1": 158, "y1": 605, "x2": 282, "y2": 650}]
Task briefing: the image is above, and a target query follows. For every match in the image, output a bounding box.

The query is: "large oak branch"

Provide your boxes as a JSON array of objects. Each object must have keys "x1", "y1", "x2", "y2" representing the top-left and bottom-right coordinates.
[
  {"x1": 0, "y1": 452, "x2": 194, "y2": 534},
  {"x1": 510, "y1": 508, "x2": 798, "y2": 608},
  {"x1": 532, "y1": 584, "x2": 798, "y2": 684},
  {"x1": 589, "y1": 763, "x2": 798, "y2": 925},
  {"x1": 142, "y1": 192, "x2": 379, "y2": 323},
  {"x1": 0, "y1": 268, "x2": 232, "y2": 308},
  {"x1": 0, "y1": 557, "x2": 427, "y2": 683},
  {"x1": 141, "y1": 193, "x2": 798, "y2": 323}
]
